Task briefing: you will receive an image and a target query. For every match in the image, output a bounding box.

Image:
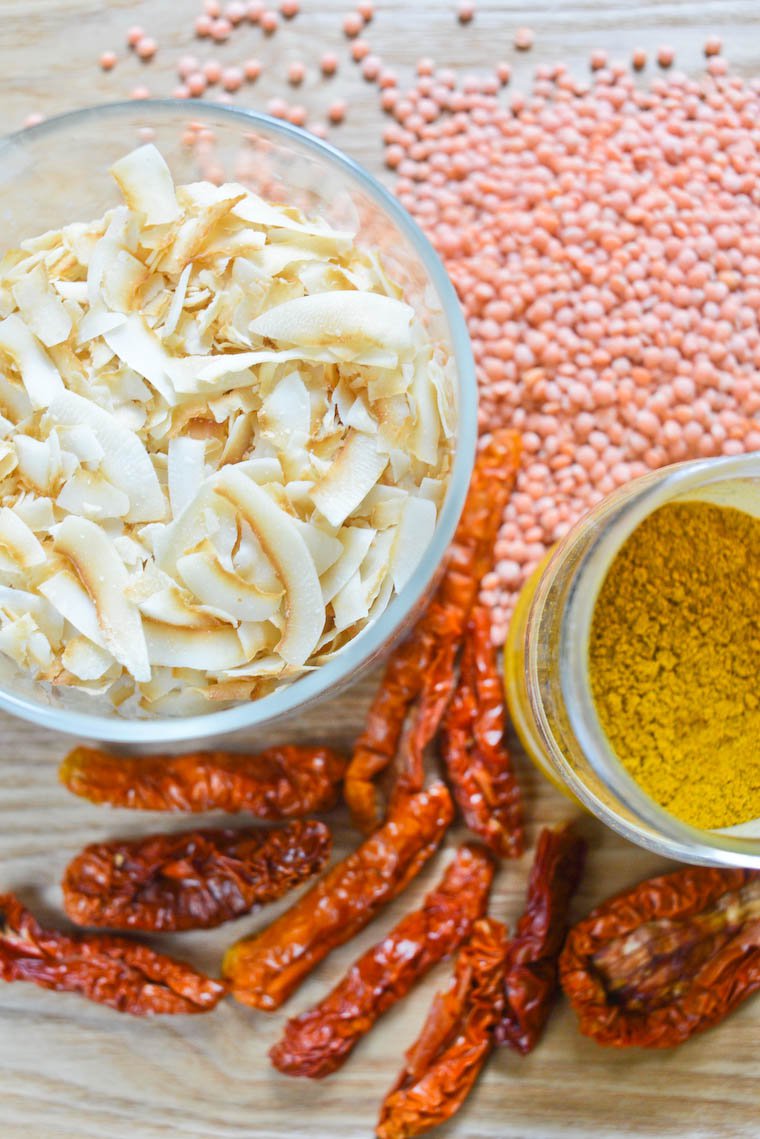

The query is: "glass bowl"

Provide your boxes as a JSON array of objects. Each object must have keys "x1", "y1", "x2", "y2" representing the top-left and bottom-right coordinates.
[
  {"x1": 0, "y1": 101, "x2": 477, "y2": 744},
  {"x1": 505, "y1": 452, "x2": 760, "y2": 868}
]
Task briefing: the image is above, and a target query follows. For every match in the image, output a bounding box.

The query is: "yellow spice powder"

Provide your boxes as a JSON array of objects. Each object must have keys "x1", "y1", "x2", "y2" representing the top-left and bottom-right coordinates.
[{"x1": 588, "y1": 499, "x2": 760, "y2": 830}]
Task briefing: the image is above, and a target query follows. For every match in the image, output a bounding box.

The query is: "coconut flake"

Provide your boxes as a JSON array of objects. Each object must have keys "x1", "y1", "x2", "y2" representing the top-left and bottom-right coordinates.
[
  {"x1": 109, "y1": 145, "x2": 181, "y2": 226},
  {"x1": 320, "y1": 526, "x2": 376, "y2": 605},
  {"x1": 143, "y1": 619, "x2": 249, "y2": 670},
  {"x1": 103, "y1": 313, "x2": 177, "y2": 406},
  {"x1": 215, "y1": 466, "x2": 323, "y2": 666},
  {"x1": 0, "y1": 507, "x2": 46, "y2": 568},
  {"x1": 62, "y1": 636, "x2": 115, "y2": 681},
  {"x1": 56, "y1": 469, "x2": 130, "y2": 520},
  {"x1": 161, "y1": 262, "x2": 192, "y2": 338},
  {"x1": 39, "y1": 569, "x2": 107, "y2": 649},
  {"x1": 12, "y1": 264, "x2": 72, "y2": 347},
  {"x1": 0, "y1": 314, "x2": 64, "y2": 408},
  {"x1": 177, "y1": 541, "x2": 280, "y2": 623},
  {"x1": 168, "y1": 436, "x2": 206, "y2": 518},
  {"x1": 250, "y1": 291, "x2": 415, "y2": 355},
  {"x1": 312, "y1": 431, "x2": 389, "y2": 528},
  {"x1": 391, "y1": 495, "x2": 437, "y2": 592},
  {"x1": 48, "y1": 390, "x2": 165, "y2": 522},
  {"x1": 14, "y1": 434, "x2": 61, "y2": 493},
  {"x1": 0, "y1": 613, "x2": 52, "y2": 671},
  {"x1": 52, "y1": 516, "x2": 150, "y2": 682}
]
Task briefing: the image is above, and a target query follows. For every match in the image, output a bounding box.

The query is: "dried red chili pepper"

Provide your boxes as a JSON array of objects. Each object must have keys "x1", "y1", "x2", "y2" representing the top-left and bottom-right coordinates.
[
  {"x1": 0, "y1": 893, "x2": 225, "y2": 1016},
  {"x1": 376, "y1": 917, "x2": 510, "y2": 1139},
  {"x1": 495, "y1": 824, "x2": 586, "y2": 1053},
  {"x1": 560, "y1": 865, "x2": 760, "y2": 1048},
  {"x1": 441, "y1": 605, "x2": 524, "y2": 858},
  {"x1": 223, "y1": 782, "x2": 454, "y2": 1011},
  {"x1": 59, "y1": 744, "x2": 345, "y2": 818},
  {"x1": 345, "y1": 430, "x2": 521, "y2": 833},
  {"x1": 62, "y1": 820, "x2": 331, "y2": 933},
  {"x1": 270, "y1": 842, "x2": 494, "y2": 1078}
]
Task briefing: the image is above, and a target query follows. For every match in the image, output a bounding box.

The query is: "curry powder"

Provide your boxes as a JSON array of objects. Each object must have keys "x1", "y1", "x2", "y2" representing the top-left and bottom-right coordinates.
[{"x1": 588, "y1": 500, "x2": 760, "y2": 830}]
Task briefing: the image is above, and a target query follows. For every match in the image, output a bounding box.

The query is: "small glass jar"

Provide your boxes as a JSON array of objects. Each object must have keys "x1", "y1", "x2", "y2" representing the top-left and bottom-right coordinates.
[{"x1": 505, "y1": 453, "x2": 760, "y2": 869}]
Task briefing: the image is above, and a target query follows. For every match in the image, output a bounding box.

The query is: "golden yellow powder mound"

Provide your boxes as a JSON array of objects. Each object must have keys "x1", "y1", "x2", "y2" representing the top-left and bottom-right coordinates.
[{"x1": 588, "y1": 500, "x2": 760, "y2": 830}]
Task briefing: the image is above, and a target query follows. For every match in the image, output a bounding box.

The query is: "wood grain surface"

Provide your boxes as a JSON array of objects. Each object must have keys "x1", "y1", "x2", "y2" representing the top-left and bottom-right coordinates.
[{"x1": 1, "y1": 3, "x2": 760, "y2": 1138}]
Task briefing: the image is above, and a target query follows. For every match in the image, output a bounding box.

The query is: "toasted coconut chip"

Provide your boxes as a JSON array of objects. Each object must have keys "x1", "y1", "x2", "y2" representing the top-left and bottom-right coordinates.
[
  {"x1": 144, "y1": 685, "x2": 212, "y2": 715},
  {"x1": 52, "y1": 516, "x2": 150, "y2": 682},
  {"x1": 155, "y1": 479, "x2": 216, "y2": 573},
  {"x1": 77, "y1": 309, "x2": 127, "y2": 344},
  {"x1": 161, "y1": 262, "x2": 192, "y2": 338},
  {"x1": 290, "y1": 519, "x2": 343, "y2": 576},
  {"x1": 232, "y1": 194, "x2": 354, "y2": 243},
  {"x1": 102, "y1": 249, "x2": 149, "y2": 314},
  {"x1": 12, "y1": 495, "x2": 55, "y2": 532},
  {"x1": 178, "y1": 539, "x2": 282, "y2": 622},
  {"x1": 61, "y1": 635, "x2": 115, "y2": 681},
  {"x1": 217, "y1": 653, "x2": 287, "y2": 680},
  {"x1": 168, "y1": 436, "x2": 206, "y2": 518},
  {"x1": 391, "y1": 494, "x2": 437, "y2": 592},
  {"x1": 215, "y1": 466, "x2": 323, "y2": 666},
  {"x1": 39, "y1": 569, "x2": 107, "y2": 649},
  {"x1": 0, "y1": 613, "x2": 52, "y2": 671},
  {"x1": 0, "y1": 506, "x2": 46, "y2": 568},
  {"x1": 332, "y1": 570, "x2": 369, "y2": 633},
  {"x1": 410, "y1": 359, "x2": 441, "y2": 466},
  {"x1": 0, "y1": 374, "x2": 32, "y2": 422},
  {"x1": 250, "y1": 290, "x2": 415, "y2": 355},
  {"x1": 320, "y1": 525, "x2": 376, "y2": 605},
  {"x1": 12, "y1": 264, "x2": 72, "y2": 347},
  {"x1": 104, "y1": 314, "x2": 177, "y2": 406},
  {"x1": 14, "y1": 433, "x2": 61, "y2": 494},
  {"x1": 143, "y1": 618, "x2": 250, "y2": 670},
  {"x1": 0, "y1": 313, "x2": 64, "y2": 408},
  {"x1": 109, "y1": 145, "x2": 181, "y2": 226},
  {"x1": 0, "y1": 441, "x2": 18, "y2": 481},
  {"x1": 54, "y1": 281, "x2": 89, "y2": 303},
  {"x1": 0, "y1": 585, "x2": 63, "y2": 646},
  {"x1": 56, "y1": 468, "x2": 130, "y2": 520},
  {"x1": 245, "y1": 242, "x2": 324, "y2": 279},
  {"x1": 312, "y1": 431, "x2": 389, "y2": 528},
  {"x1": 137, "y1": 583, "x2": 231, "y2": 630},
  {"x1": 56, "y1": 425, "x2": 104, "y2": 466},
  {"x1": 49, "y1": 390, "x2": 165, "y2": 523}
]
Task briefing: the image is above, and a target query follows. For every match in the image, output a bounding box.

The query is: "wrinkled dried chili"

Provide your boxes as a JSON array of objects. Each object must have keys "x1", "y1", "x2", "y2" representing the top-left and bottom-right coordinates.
[
  {"x1": 376, "y1": 917, "x2": 510, "y2": 1139},
  {"x1": 560, "y1": 865, "x2": 760, "y2": 1048},
  {"x1": 60, "y1": 744, "x2": 345, "y2": 818},
  {"x1": 270, "y1": 842, "x2": 494, "y2": 1078},
  {"x1": 62, "y1": 821, "x2": 331, "y2": 933},
  {"x1": 441, "y1": 605, "x2": 524, "y2": 858},
  {"x1": 223, "y1": 782, "x2": 454, "y2": 1011},
  {"x1": 345, "y1": 430, "x2": 521, "y2": 833},
  {"x1": 495, "y1": 824, "x2": 586, "y2": 1053},
  {"x1": 0, "y1": 894, "x2": 226, "y2": 1016}
]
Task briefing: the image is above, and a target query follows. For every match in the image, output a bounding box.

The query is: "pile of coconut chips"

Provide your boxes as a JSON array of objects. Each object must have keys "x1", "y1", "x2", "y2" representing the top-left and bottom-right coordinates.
[{"x1": 0, "y1": 144, "x2": 452, "y2": 716}]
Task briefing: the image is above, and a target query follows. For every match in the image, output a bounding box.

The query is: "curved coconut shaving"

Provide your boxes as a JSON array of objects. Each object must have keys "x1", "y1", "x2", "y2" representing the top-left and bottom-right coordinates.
[{"x1": 0, "y1": 144, "x2": 452, "y2": 714}]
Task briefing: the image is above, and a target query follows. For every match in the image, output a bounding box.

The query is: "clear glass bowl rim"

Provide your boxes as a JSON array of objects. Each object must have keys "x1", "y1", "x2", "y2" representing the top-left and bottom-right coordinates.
[
  {"x1": 529, "y1": 452, "x2": 760, "y2": 867},
  {"x1": 0, "y1": 100, "x2": 478, "y2": 744}
]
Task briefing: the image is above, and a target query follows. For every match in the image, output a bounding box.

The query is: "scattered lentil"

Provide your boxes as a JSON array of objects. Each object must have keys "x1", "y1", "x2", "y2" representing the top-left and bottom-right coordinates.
[
  {"x1": 320, "y1": 51, "x2": 338, "y2": 76},
  {"x1": 343, "y1": 12, "x2": 363, "y2": 37},
  {"x1": 222, "y1": 65, "x2": 244, "y2": 91},
  {"x1": 244, "y1": 58, "x2": 262, "y2": 81},
  {"x1": 352, "y1": 39, "x2": 370, "y2": 62},
  {"x1": 99, "y1": 51, "x2": 117, "y2": 71},
  {"x1": 328, "y1": 98, "x2": 347, "y2": 123},
  {"x1": 280, "y1": 0, "x2": 300, "y2": 17},
  {"x1": 704, "y1": 36, "x2": 722, "y2": 57},
  {"x1": 657, "y1": 44, "x2": 675, "y2": 68},
  {"x1": 514, "y1": 27, "x2": 534, "y2": 51},
  {"x1": 260, "y1": 9, "x2": 279, "y2": 33},
  {"x1": 126, "y1": 25, "x2": 144, "y2": 47},
  {"x1": 631, "y1": 47, "x2": 647, "y2": 70}
]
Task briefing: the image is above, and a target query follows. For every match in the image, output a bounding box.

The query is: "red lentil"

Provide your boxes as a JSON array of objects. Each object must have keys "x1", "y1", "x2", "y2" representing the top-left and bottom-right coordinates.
[
  {"x1": 99, "y1": 51, "x2": 117, "y2": 71},
  {"x1": 320, "y1": 52, "x2": 338, "y2": 76}
]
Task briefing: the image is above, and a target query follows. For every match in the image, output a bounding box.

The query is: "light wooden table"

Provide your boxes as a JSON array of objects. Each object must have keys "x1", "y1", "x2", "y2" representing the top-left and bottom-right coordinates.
[{"x1": 1, "y1": 3, "x2": 759, "y2": 1138}]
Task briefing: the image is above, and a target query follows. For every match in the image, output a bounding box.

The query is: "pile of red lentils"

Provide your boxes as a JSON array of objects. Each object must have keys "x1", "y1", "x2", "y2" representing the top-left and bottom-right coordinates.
[
  {"x1": 384, "y1": 51, "x2": 760, "y2": 640},
  {"x1": 23, "y1": 7, "x2": 760, "y2": 644}
]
